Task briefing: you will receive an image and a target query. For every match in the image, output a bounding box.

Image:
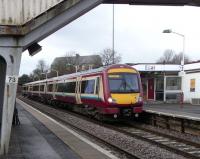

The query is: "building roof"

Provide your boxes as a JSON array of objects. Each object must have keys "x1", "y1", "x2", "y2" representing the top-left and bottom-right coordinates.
[{"x1": 52, "y1": 54, "x2": 102, "y2": 66}]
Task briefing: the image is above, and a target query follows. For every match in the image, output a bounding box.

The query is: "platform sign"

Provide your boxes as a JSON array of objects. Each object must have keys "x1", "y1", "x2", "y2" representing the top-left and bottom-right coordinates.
[
  {"x1": 145, "y1": 65, "x2": 155, "y2": 71},
  {"x1": 6, "y1": 76, "x2": 18, "y2": 84},
  {"x1": 190, "y1": 79, "x2": 195, "y2": 92}
]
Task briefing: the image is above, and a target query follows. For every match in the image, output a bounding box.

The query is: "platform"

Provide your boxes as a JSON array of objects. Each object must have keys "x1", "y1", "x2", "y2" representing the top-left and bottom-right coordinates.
[
  {"x1": 1, "y1": 100, "x2": 118, "y2": 159},
  {"x1": 143, "y1": 103, "x2": 200, "y2": 121}
]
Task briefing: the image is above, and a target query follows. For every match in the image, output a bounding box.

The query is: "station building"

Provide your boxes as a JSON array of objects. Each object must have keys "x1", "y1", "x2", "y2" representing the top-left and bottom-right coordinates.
[{"x1": 130, "y1": 62, "x2": 200, "y2": 105}]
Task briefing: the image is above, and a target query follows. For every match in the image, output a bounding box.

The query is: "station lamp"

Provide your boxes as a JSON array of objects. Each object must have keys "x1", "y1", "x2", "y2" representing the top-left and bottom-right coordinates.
[{"x1": 28, "y1": 43, "x2": 42, "y2": 56}]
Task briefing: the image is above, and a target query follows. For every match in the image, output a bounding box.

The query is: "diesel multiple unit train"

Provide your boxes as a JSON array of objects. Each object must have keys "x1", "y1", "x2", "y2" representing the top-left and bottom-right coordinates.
[{"x1": 22, "y1": 64, "x2": 143, "y2": 120}]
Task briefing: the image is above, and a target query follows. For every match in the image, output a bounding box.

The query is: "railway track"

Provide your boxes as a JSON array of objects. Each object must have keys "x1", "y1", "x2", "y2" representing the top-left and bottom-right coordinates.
[
  {"x1": 115, "y1": 125, "x2": 200, "y2": 159},
  {"x1": 18, "y1": 96, "x2": 200, "y2": 159}
]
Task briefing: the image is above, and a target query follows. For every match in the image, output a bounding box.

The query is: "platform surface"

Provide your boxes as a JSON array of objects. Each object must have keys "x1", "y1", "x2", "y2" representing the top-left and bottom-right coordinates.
[
  {"x1": 1, "y1": 102, "x2": 80, "y2": 159},
  {"x1": 144, "y1": 103, "x2": 200, "y2": 121},
  {"x1": 1, "y1": 100, "x2": 117, "y2": 159}
]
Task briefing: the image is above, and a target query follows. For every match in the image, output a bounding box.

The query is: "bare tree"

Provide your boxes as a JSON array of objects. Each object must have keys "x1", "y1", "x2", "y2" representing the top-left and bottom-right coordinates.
[
  {"x1": 157, "y1": 50, "x2": 190, "y2": 64},
  {"x1": 100, "y1": 48, "x2": 121, "y2": 66},
  {"x1": 36, "y1": 60, "x2": 48, "y2": 73},
  {"x1": 171, "y1": 52, "x2": 190, "y2": 64},
  {"x1": 156, "y1": 49, "x2": 175, "y2": 64},
  {"x1": 31, "y1": 60, "x2": 48, "y2": 80}
]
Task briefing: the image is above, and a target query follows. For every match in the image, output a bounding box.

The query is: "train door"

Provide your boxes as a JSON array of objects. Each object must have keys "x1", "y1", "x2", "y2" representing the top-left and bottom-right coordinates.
[
  {"x1": 75, "y1": 77, "x2": 82, "y2": 104},
  {"x1": 148, "y1": 78, "x2": 154, "y2": 100},
  {"x1": 0, "y1": 56, "x2": 6, "y2": 129}
]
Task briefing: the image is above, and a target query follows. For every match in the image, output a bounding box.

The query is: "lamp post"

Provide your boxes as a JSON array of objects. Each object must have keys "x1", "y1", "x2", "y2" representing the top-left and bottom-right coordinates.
[
  {"x1": 42, "y1": 69, "x2": 59, "y2": 79},
  {"x1": 163, "y1": 29, "x2": 185, "y2": 72},
  {"x1": 163, "y1": 29, "x2": 185, "y2": 105}
]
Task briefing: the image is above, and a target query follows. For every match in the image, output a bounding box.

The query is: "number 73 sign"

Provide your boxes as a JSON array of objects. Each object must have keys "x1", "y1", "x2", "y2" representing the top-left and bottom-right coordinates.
[{"x1": 6, "y1": 76, "x2": 18, "y2": 84}]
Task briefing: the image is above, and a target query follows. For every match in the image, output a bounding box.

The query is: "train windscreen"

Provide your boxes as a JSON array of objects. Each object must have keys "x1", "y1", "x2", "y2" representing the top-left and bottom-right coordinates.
[{"x1": 108, "y1": 73, "x2": 139, "y2": 93}]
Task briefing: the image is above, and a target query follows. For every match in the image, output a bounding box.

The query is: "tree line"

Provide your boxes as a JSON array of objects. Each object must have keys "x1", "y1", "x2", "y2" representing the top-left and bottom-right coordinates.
[
  {"x1": 18, "y1": 48, "x2": 191, "y2": 85},
  {"x1": 18, "y1": 48, "x2": 121, "y2": 85}
]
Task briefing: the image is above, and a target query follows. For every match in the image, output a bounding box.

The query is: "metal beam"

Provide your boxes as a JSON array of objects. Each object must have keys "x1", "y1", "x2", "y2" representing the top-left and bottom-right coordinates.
[
  {"x1": 104, "y1": 0, "x2": 200, "y2": 6},
  {"x1": 18, "y1": 0, "x2": 104, "y2": 51},
  {"x1": 1, "y1": 0, "x2": 200, "y2": 36}
]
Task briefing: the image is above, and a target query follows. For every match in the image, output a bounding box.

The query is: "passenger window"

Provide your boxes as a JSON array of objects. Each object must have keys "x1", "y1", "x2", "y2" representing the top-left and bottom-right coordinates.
[
  {"x1": 57, "y1": 83, "x2": 65, "y2": 92},
  {"x1": 84, "y1": 80, "x2": 95, "y2": 94},
  {"x1": 33, "y1": 85, "x2": 39, "y2": 91},
  {"x1": 48, "y1": 84, "x2": 53, "y2": 92},
  {"x1": 40, "y1": 85, "x2": 44, "y2": 92},
  {"x1": 57, "y1": 82, "x2": 76, "y2": 93},
  {"x1": 81, "y1": 81, "x2": 87, "y2": 93},
  {"x1": 66, "y1": 82, "x2": 76, "y2": 93},
  {"x1": 96, "y1": 77, "x2": 100, "y2": 95}
]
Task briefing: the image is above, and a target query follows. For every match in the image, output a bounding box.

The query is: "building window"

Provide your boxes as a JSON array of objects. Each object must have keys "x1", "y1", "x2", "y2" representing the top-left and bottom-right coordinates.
[
  {"x1": 190, "y1": 79, "x2": 195, "y2": 92},
  {"x1": 166, "y1": 93, "x2": 179, "y2": 102},
  {"x1": 166, "y1": 77, "x2": 181, "y2": 90}
]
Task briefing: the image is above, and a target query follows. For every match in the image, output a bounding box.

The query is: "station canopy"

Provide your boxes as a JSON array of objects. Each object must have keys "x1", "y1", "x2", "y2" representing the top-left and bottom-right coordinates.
[
  {"x1": 1, "y1": 0, "x2": 200, "y2": 26},
  {"x1": 104, "y1": 0, "x2": 200, "y2": 6},
  {"x1": 0, "y1": 0, "x2": 65, "y2": 25}
]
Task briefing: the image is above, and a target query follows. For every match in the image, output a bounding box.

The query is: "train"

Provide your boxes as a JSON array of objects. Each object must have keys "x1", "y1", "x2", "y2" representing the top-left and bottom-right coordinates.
[{"x1": 22, "y1": 64, "x2": 143, "y2": 120}]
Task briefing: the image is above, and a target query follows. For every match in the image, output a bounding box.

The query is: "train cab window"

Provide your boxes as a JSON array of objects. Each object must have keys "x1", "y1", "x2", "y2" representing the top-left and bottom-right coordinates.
[
  {"x1": 48, "y1": 84, "x2": 53, "y2": 92},
  {"x1": 83, "y1": 79, "x2": 95, "y2": 94},
  {"x1": 108, "y1": 73, "x2": 139, "y2": 93},
  {"x1": 40, "y1": 85, "x2": 45, "y2": 92}
]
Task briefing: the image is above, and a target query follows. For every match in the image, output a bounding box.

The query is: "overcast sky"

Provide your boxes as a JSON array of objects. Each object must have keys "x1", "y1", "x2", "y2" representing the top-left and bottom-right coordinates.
[{"x1": 19, "y1": 4, "x2": 200, "y2": 75}]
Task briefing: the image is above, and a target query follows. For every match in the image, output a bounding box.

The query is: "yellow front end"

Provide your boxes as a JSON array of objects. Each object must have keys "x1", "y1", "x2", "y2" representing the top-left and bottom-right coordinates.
[
  {"x1": 108, "y1": 67, "x2": 141, "y2": 105},
  {"x1": 111, "y1": 93, "x2": 140, "y2": 105}
]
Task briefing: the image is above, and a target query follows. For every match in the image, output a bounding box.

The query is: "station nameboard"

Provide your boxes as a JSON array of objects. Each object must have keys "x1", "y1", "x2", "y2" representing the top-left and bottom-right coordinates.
[{"x1": 145, "y1": 65, "x2": 155, "y2": 71}]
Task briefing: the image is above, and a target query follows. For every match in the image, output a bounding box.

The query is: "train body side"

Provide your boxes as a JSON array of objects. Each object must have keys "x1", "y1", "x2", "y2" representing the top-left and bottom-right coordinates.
[{"x1": 22, "y1": 64, "x2": 143, "y2": 119}]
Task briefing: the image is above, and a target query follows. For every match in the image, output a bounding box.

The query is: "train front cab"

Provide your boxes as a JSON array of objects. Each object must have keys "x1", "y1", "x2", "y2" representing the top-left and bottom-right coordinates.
[{"x1": 102, "y1": 65, "x2": 143, "y2": 119}]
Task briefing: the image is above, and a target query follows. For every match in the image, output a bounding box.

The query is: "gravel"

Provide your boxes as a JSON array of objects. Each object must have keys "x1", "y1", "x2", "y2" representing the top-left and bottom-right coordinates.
[{"x1": 137, "y1": 122, "x2": 200, "y2": 145}]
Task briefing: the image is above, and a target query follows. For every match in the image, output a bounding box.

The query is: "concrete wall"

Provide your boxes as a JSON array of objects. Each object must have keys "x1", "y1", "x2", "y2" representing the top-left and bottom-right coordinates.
[{"x1": 182, "y1": 72, "x2": 200, "y2": 103}]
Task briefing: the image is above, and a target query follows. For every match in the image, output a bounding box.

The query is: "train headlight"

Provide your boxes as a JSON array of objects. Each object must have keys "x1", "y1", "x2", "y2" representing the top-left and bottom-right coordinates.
[
  {"x1": 137, "y1": 96, "x2": 143, "y2": 102},
  {"x1": 108, "y1": 97, "x2": 113, "y2": 103},
  {"x1": 108, "y1": 97, "x2": 116, "y2": 103}
]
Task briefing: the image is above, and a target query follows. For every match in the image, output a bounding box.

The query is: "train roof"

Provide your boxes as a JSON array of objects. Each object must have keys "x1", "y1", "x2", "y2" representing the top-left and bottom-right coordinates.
[{"x1": 24, "y1": 64, "x2": 137, "y2": 86}]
